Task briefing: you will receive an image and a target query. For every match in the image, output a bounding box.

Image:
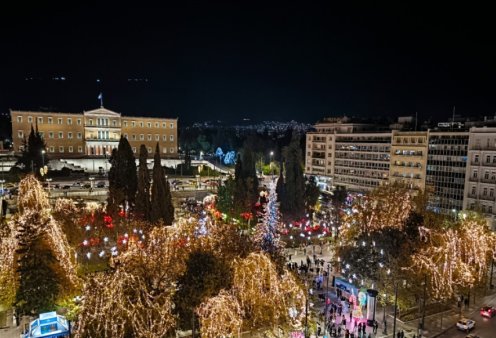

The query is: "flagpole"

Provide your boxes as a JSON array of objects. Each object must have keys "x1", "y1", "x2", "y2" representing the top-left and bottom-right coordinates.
[{"x1": 100, "y1": 94, "x2": 104, "y2": 108}]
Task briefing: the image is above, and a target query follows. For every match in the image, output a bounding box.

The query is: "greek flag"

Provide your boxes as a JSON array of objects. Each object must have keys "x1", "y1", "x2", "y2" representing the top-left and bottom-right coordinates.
[{"x1": 98, "y1": 93, "x2": 102, "y2": 100}]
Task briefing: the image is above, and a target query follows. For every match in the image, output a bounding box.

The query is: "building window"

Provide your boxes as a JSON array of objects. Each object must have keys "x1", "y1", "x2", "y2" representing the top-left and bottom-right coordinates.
[
  {"x1": 169, "y1": 135, "x2": 174, "y2": 141},
  {"x1": 124, "y1": 134, "x2": 128, "y2": 139},
  {"x1": 19, "y1": 145, "x2": 24, "y2": 152},
  {"x1": 132, "y1": 147, "x2": 137, "y2": 153},
  {"x1": 490, "y1": 189, "x2": 494, "y2": 197},
  {"x1": 489, "y1": 206, "x2": 493, "y2": 214},
  {"x1": 89, "y1": 119, "x2": 93, "y2": 126},
  {"x1": 68, "y1": 132, "x2": 73, "y2": 139},
  {"x1": 47, "y1": 117, "x2": 53, "y2": 124},
  {"x1": 147, "y1": 134, "x2": 152, "y2": 141},
  {"x1": 474, "y1": 154, "x2": 479, "y2": 163},
  {"x1": 17, "y1": 116, "x2": 22, "y2": 123},
  {"x1": 163, "y1": 122, "x2": 166, "y2": 128},
  {"x1": 471, "y1": 186, "x2": 476, "y2": 195},
  {"x1": 49, "y1": 132, "x2": 54, "y2": 139},
  {"x1": 483, "y1": 188, "x2": 488, "y2": 196},
  {"x1": 163, "y1": 135, "x2": 167, "y2": 141},
  {"x1": 68, "y1": 146, "x2": 73, "y2": 153},
  {"x1": 67, "y1": 118, "x2": 72, "y2": 125},
  {"x1": 132, "y1": 121, "x2": 136, "y2": 127},
  {"x1": 58, "y1": 132, "x2": 63, "y2": 139},
  {"x1": 39, "y1": 132, "x2": 44, "y2": 138},
  {"x1": 140, "y1": 122, "x2": 144, "y2": 127},
  {"x1": 38, "y1": 117, "x2": 43, "y2": 124},
  {"x1": 170, "y1": 122, "x2": 174, "y2": 129},
  {"x1": 59, "y1": 146, "x2": 64, "y2": 153},
  {"x1": 78, "y1": 146, "x2": 83, "y2": 153},
  {"x1": 18, "y1": 130, "x2": 23, "y2": 138},
  {"x1": 147, "y1": 122, "x2": 152, "y2": 128},
  {"x1": 28, "y1": 116, "x2": 32, "y2": 123},
  {"x1": 155, "y1": 134, "x2": 159, "y2": 141},
  {"x1": 77, "y1": 118, "x2": 81, "y2": 125},
  {"x1": 77, "y1": 132, "x2": 82, "y2": 139},
  {"x1": 58, "y1": 118, "x2": 63, "y2": 124},
  {"x1": 148, "y1": 147, "x2": 152, "y2": 153},
  {"x1": 132, "y1": 135, "x2": 136, "y2": 140},
  {"x1": 170, "y1": 147, "x2": 174, "y2": 153},
  {"x1": 163, "y1": 147, "x2": 167, "y2": 153},
  {"x1": 485, "y1": 171, "x2": 489, "y2": 180},
  {"x1": 155, "y1": 122, "x2": 159, "y2": 128},
  {"x1": 50, "y1": 146, "x2": 54, "y2": 153},
  {"x1": 124, "y1": 121, "x2": 128, "y2": 127},
  {"x1": 112, "y1": 120, "x2": 117, "y2": 127},
  {"x1": 140, "y1": 134, "x2": 144, "y2": 140},
  {"x1": 473, "y1": 171, "x2": 478, "y2": 179}
]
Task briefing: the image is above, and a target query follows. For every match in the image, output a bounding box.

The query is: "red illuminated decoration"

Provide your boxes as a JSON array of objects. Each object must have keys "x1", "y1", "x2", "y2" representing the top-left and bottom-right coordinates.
[{"x1": 103, "y1": 215, "x2": 114, "y2": 229}]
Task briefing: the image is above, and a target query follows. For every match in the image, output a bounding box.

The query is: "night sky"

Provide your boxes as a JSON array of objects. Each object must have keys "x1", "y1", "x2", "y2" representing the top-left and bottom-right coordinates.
[{"x1": 1, "y1": 3, "x2": 495, "y2": 125}]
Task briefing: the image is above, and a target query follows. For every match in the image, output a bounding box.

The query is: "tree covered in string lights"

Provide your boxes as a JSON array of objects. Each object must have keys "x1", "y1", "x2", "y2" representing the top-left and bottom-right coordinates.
[{"x1": 254, "y1": 181, "x2": 284, "y2": 259}]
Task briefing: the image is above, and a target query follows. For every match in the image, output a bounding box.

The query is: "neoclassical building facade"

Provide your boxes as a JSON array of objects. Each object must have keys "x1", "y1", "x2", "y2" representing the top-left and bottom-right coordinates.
[{"x1": 10, "y1": 107, "x2": 178, "y2": 158}]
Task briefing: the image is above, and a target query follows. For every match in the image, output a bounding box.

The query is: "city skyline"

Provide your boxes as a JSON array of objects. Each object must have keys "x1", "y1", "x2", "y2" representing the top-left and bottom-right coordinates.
[{"x1": 1, "y1": 3, "x2": 496, "y2": 125}]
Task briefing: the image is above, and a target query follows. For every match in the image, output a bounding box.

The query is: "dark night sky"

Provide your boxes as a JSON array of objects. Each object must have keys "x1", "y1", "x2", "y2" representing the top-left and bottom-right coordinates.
[{"x1": 1, "y1": 3, "x2": 495, "y2": 125}]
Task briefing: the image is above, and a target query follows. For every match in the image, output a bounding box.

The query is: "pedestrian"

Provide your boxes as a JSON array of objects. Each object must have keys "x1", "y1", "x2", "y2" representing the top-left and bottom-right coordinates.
[
  {"x1": 397, "y1": 331, "x2": 400, "y2": 338},
  {"x1": 317, "y1": 325, "x2": 321, "y2": 336},
  {"x1": 343, "y1": 317, "x2": 346, "y2": 327},
  {"x1": 349, "y1": 311, "x2": 352, "y2": 321},
  {"x1": 289, "y1": 254, "x2": 292, "y2": 261},
  {"x1": 373, "y1": 320, "x2": 378, "y2": 334},
  {"x1": 338, "y1": 326, "x2": 342, "y2": 336},
  {"x1": 362, "y1": 323, "x2": 366, "y2": 335},
  {"x1": 357, "y1": 322, "x2": 361, "y2": 332},
  {"x1": 367, "y1": 334, "x2": 372, "y2": 338}
]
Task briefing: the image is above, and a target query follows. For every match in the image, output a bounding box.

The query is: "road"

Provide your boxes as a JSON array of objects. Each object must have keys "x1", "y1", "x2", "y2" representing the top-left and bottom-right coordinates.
[{"x1": 437, "y1": 292, "x2": 496, "y2": 338}]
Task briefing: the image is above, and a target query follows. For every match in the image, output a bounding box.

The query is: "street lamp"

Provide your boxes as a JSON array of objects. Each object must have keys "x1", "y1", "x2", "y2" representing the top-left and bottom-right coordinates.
[
  {"x1": 269, "y1": 151, "x2": 274, "y2": 179},
  {"x1": 41, "y1": 149, "x2": 46, "y2": 167}
]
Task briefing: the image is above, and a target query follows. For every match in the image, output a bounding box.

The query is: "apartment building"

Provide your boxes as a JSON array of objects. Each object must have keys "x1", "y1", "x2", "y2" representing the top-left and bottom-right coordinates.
[
  {"x1": 333, "y1": 133, "x2": 391, "y2": 191},
  {"x1": 463, "y1": 127, "x2": 496, "y2": 228},
  {"x1": 426, "y1": 132, "x2": 469, "y2": 215},
  {"x1": 10, "y1": 107, "x2": 178, "y2": 158},
  {"x1": 389, "y1": 131, "x2": 429, "y2": 190}
]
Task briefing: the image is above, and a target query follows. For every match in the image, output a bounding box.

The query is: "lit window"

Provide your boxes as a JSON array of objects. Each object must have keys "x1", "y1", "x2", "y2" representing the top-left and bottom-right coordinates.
[
  {"x1": 17, "y1": 130, "x2": 23, "y2": 138},
  {"x1": 17, "y1": 116, "x2": 22, "y2": 123}
]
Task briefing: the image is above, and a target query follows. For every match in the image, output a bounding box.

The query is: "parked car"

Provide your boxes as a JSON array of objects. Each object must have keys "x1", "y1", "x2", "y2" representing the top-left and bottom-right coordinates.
[
  {"x1": 96, "y1": 181, "x2": 106, "y2": 188},
  {"x1": 480, "y1": 305, "x2": 496, "y2": 318},
  {"x1": 456, "y1": 318, "x2": 475, "y2": 332},
  {"x1": 83, "y1": 183, "x2": 91, "y2": 189},
  {"x1": 62, "y1": 185, "x2": 71, "y2": 190}
]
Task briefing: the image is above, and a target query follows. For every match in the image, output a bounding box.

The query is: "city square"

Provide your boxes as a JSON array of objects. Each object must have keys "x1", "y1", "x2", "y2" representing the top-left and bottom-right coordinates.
[{"x1": 1, "y1": 3, "x2": 496, "y2": 338}]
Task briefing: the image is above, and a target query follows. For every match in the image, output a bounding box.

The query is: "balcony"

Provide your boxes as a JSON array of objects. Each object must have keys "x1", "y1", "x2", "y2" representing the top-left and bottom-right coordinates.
[
  {"x1": 471, "y1": 145, "x2": 496, "y2": 151},
  {"x1": 479, "y1": 194, "x2": 496, "y2": 202},
  {"x1": 85, "y1": 137, "x2": 119, "y2": 142},
  {"x1": 312, "y1": 138, "x2": 327, "y2": 143},
  {"x1": 481, "y1": 178, "x2": 496, "y2": 184},
  {"x1": 469, "y1": 176, "x2": 479, "y2": 182},
  {"x1": 467, "y1": 193, "x2": 478, "y2": 199},
  {"x1": 85, "y1": 124, "x2": 121, "y2": 129}
]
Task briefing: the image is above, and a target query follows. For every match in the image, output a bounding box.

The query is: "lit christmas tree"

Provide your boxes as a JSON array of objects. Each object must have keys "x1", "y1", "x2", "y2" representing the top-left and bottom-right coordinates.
[{"x1": 254, "y1": 181, "x2": 284, "y2": 255}]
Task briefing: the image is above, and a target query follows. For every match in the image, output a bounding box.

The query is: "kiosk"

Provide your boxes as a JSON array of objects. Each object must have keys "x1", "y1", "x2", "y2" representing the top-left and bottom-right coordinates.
[{"x1": 21, "y1": 312, "x2": 70, "y2": 338}]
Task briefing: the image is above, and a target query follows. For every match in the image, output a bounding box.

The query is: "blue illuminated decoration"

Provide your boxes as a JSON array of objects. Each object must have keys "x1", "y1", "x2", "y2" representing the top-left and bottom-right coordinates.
[
  {"x1": 223, "y1": 151, "x2": 236, "y2": 165},
  {"x1": 215, "y1": 147, "x2": 224, "y2": 159}
]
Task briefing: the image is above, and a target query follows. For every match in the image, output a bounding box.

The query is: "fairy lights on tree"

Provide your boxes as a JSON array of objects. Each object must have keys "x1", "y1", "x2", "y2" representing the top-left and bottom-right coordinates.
[
  {"x1": 197, "y1": 290, "x2": 243, "y2": 338},
  {"x1": 254, "y1": 182, "x2": 284, "y2": 255}
]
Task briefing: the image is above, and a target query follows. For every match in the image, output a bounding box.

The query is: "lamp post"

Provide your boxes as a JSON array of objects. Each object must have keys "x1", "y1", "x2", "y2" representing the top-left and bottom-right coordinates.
[
  {"x1": 269, "y1": 151, "x2": 274, "y2": 179},
  {"x1": 323, "y1": 263, "x2": 330, "y2": 337},
  {"x1": 392, "y1": 281, "x2": 399, "y2": 338}
]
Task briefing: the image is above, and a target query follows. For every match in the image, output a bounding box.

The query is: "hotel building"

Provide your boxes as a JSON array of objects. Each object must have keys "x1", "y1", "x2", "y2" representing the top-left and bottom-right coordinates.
[{"x1": 10, "y1": 107, "x2": 178, "y2": 158}]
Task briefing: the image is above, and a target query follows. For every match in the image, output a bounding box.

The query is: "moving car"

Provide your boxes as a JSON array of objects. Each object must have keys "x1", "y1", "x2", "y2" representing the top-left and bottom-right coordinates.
[
  {"x1": 480, "y1": 305, "x2": 496, "y2": 318},
  {"x1": 456, "y1": 318, "x2": 475, "y2": 332}
]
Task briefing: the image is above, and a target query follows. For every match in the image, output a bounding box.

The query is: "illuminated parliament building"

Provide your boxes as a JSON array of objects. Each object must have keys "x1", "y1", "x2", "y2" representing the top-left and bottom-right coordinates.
[{"x1": 10, "y1": 107, "x2": 178, "y2": 158}]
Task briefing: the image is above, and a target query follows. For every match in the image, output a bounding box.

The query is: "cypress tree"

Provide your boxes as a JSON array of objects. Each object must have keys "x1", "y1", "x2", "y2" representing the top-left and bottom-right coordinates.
[
  {"x1": 281, "y1": 132, "x2": 305, "y2": 217},
  {"x1": 275, "y1": 161, "x2": 285, "y2": 202},
  {"x1": 107, "y1": 137, "x2": 137, "y2": 214},
  {"x1": 17, "y1": 123, "x2": 47, "y2": 176},
  {"x1": 151, "y1": 144, "x2": 174, "y2": 224},
  {"x1": 135, "y1": 145, "x2": 151, "y2": 221}
]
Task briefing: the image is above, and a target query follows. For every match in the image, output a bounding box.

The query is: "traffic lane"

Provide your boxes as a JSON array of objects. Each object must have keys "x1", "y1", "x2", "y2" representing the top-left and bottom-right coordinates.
[{"x1": 437, "y1": 314, "x2": 496, "y2": 337}]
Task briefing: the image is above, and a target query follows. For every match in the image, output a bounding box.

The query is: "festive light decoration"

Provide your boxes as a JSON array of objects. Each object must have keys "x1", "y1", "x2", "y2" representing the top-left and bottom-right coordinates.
[
  {"x1": 197, "y1": 290, "x2": 243, "y2": 338},
  {"x1": 232, "y1": 253, "x2": 306, "y2": 329},
  {"x1": 411, "y1": 217, "x2": 496, "y2": 299},
  {"x1": 254, "y1": 182, "x2": 284, "y2": 255}
]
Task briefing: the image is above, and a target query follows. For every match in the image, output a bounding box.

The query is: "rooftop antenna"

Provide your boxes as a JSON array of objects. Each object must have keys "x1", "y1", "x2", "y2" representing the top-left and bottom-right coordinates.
[{"x1": 451, "y1": 106, "x2": 455, "y2": 131}]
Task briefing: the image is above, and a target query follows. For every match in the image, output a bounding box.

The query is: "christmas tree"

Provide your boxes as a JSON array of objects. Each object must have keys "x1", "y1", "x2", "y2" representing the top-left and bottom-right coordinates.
[{"x1": 254, "y1": 181, "x2": 284, "y2": 255}]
